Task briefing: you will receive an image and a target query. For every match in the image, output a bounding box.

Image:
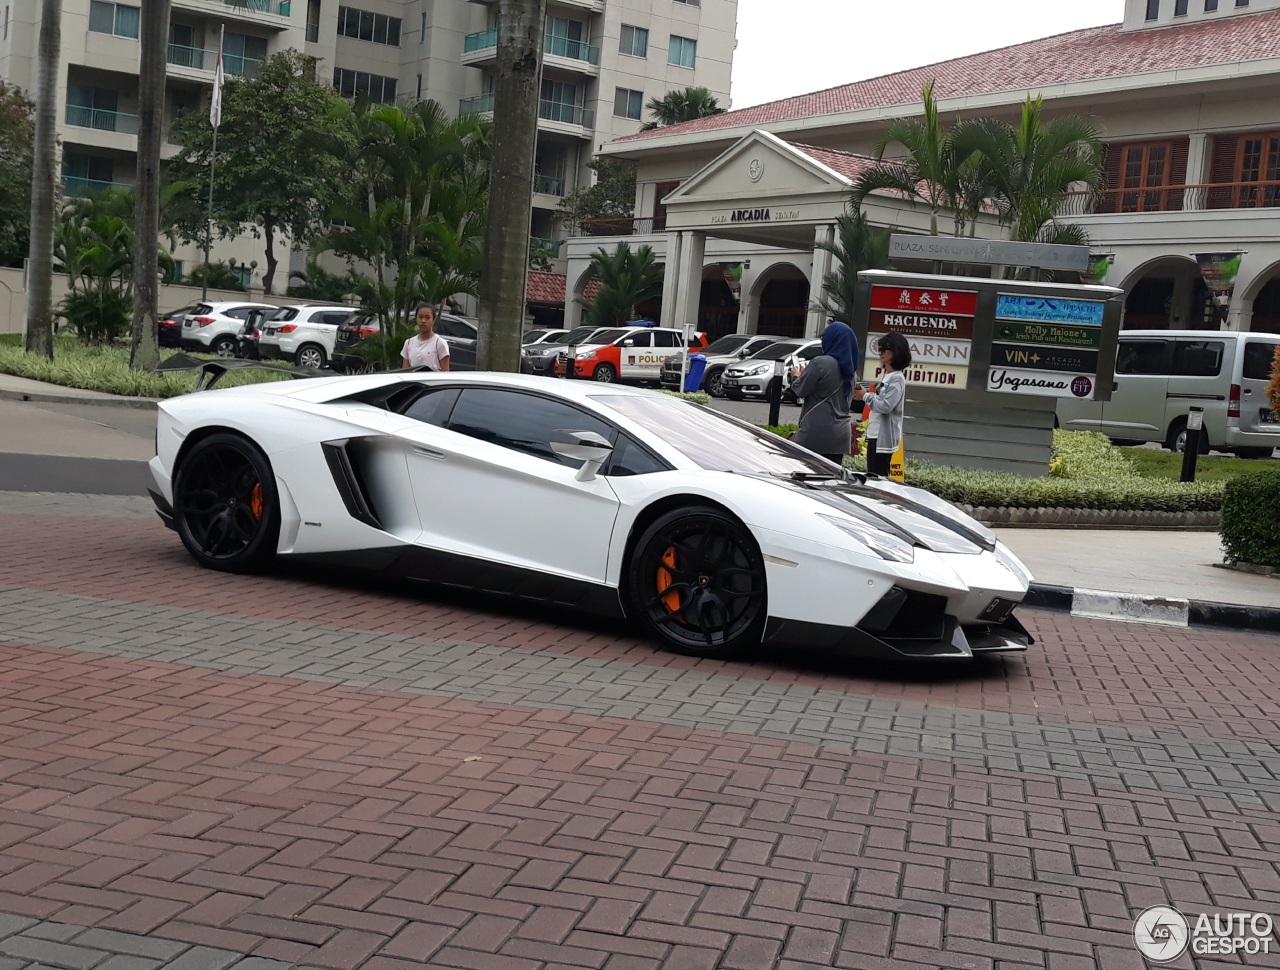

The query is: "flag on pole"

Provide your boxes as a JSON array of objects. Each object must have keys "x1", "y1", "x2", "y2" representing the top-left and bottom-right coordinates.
[{"x1": 209, "y1": 39, "x2": 225, "y2": 128}]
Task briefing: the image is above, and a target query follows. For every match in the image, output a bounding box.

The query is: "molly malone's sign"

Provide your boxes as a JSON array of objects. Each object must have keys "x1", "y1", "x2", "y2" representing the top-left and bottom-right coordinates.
[{"x1": 889, "y1": 234, "x2": 1091, "y2": 272}]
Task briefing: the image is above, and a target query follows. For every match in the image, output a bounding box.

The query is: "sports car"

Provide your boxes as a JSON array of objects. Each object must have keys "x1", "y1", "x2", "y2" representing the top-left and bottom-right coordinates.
[{"x1": 148, "y1": 371, "x2": 1034, "y2": 662}]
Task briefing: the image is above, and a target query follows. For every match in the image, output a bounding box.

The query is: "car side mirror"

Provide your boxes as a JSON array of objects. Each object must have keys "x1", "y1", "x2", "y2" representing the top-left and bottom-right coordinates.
[
  {"x1": 737, "y1": 348, "x2": 750, "y2": 357},
  {"x1": 551, "y1": 430, "x2": 614, "y2": 482}
]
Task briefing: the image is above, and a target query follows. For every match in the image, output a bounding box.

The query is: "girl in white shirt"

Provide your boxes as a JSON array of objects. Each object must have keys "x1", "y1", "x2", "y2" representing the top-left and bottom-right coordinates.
[{"x1": 401, "y1": 303, "x2": 451, "y2": 371}]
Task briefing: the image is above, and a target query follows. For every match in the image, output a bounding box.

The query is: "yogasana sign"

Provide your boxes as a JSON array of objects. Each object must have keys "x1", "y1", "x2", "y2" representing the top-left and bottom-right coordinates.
[{"x1": 987, "y1": 293, "x2": 1106, "y2": 399}]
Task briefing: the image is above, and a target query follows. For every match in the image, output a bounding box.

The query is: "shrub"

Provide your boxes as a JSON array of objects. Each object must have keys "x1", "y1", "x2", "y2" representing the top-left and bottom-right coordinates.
[
  {"x1": 58, "y1": 287, "x2": 131, "y2": 344},
  {"x1": 1219, "y1": 469, "x2": 1280, "y2": 566}
]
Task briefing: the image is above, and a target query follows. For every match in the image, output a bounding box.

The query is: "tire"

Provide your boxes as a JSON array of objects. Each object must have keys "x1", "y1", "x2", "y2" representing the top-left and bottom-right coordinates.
[
  {"x1": 1234, "y1": 447, "x2": 1276, "y2": 459},
  {"x1": 210, "y1": 335, "x2": 237, "y2": 357},
  {"x1": 626, "y1": 506, "x2": 767, "y2": 659},
  {"x1": 295, "y1": 343, "x2": 327, "y2": 369},
  {"x1": 1166, "y1": 419, "x2": 1210, "y2": 455},
  {"x1": 593, "y1": 362, "x2": 617, "y2": 383},
  {"x1": 705, "y1": 367, "x2": 726, "y2": 397},
  {"x1": 173, "y1": 433, "x2": 280, "y2": 573}
]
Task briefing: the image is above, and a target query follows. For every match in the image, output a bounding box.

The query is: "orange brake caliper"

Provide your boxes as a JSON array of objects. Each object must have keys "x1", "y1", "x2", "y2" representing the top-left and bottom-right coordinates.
[
  {"x1": 250, "y1": 483, "x2": 264, "y2": 521},
  {"x1": 656, "y1": 546, "x2": 682, "y2": 616}
]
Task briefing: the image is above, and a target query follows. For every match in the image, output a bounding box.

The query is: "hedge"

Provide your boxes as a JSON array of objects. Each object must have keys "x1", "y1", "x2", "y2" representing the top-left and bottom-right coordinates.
[{"x1": 1220, "y1": 469, "x2": 1280, "y2": 566}]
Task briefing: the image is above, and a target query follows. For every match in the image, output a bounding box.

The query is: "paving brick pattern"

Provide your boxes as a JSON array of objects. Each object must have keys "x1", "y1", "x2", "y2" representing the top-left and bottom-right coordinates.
[{"x1": 0, "y1": 499, "x2": 1277, "y2": 968}]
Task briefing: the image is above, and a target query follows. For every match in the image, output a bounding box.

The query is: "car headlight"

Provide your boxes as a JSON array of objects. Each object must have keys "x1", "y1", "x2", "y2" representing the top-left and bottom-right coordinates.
[
  {"x1": 817, "y1": 513, "x2": 915, "y2": 563},
  {"x1": 743, "y1": 363, "x2": 771, "y2": 376},
  {"x1": 577, "y1": 351, "x2": 597, "y2": 360}
]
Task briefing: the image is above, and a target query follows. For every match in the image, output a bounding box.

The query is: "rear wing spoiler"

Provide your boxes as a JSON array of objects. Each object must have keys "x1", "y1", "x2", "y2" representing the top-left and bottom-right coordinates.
[{"x1": 157, "y1": 353, "x2": 322, "y2": 391}]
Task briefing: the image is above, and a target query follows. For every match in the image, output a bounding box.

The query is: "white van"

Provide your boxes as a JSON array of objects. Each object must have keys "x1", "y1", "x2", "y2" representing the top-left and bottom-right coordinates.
[{"x1": 1056, "y1": 330, "x2": 1279, "y2": 457}]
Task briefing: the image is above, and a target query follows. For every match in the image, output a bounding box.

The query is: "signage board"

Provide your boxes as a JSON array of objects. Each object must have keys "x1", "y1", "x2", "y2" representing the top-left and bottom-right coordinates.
[
  {"x1": 990, "y1": 343, "x2": 1099, "y2": 374},
  {"x1": 993, "y1": 321, "x2": 1102, "y2": 349},
  {"x1": 869, "y1": 332, "x2": 971, "y2": 366},
  {"x1": 867, "y1": 309, "x2": 974, "y2": 339},
  {"x1": 889, "y1": 235, "x2": 1091, "y2": 272},
  {"x1": 988, "y1": 291, "x2": 1107, "y2": 397},
  {"x1": 869, "y1": 284, "x2": 976, "y2": 388},
  {"x1": 988, "y1": 369, "x2": 1096, "y2": 399},
  {"x1": 864, "y1": 360, "x2": 969, "y2": 389},
  {"x1": 994, "y1": 294, "x2": 1105, "y2": 326},
  {"x1": 870, "y1": 286, "x2": 978, "y2": 316}
]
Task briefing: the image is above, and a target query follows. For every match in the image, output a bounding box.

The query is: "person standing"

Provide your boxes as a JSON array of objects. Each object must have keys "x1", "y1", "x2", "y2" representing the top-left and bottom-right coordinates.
[
  {"x1": 401, "y1": 303, "x2": 451, "y2": 371},
  {"x1": 790, "y1": 321, "x2": 859, "y2": 465},
  {"x1": 855, "y1": 332, "x2": 911, "y2": 476}
]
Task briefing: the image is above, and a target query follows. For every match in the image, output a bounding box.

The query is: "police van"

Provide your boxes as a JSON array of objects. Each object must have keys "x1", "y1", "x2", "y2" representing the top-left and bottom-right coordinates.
[
  {"x1": 1056, "y1": 330, "x2": 1280, "y2": 456},
  {"x1": 555, "y1": 325, "x2": 707, "y2": 383}
]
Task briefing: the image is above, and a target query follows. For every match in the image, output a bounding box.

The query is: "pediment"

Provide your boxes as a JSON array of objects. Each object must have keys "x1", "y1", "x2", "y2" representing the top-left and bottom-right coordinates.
[{"x1": 664, "y1": 129, "x2": 854, "y2": 206}]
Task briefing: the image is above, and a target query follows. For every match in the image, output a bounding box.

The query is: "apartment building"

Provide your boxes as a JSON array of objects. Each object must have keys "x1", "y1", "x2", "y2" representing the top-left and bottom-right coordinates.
[
  {"x1": 0, "y1": 0, "x2": 737, "y2": 291},
  {"x1": 567, "y1": 0, "x2": 1280, "y2": 339}
]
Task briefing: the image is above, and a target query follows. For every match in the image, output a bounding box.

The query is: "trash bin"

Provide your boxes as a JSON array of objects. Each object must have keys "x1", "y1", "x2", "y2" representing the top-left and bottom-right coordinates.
[{"x1": 683, "y1": 354, "x2": 707, "y2": 392}]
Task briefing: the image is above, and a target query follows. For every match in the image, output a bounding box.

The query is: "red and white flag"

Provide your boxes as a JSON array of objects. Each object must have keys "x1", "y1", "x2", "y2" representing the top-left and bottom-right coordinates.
[{"x1": 209, "y1": 41, "x2": 225, "y2": 128}]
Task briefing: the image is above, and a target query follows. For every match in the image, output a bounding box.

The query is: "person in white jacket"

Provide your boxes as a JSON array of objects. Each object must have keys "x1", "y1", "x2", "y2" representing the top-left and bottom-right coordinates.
[{"x1": 854, "y1": 332, "x2": 912, "y2": 476}]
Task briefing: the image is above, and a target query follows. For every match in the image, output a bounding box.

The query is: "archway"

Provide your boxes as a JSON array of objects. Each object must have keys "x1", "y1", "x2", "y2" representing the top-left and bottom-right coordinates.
[
  {"x1": 750, "y1": 262, "x2": 810, "y2": 338},
  {"x1": 695, "y1": 266, "x2": 739, "y2": 341},
  {"x1": 1119, "y1": 256, "x2": 1211, "y2": 330},
  {"x1": 1240, "y1": 261, "x2": 1280, "y2": 334}
]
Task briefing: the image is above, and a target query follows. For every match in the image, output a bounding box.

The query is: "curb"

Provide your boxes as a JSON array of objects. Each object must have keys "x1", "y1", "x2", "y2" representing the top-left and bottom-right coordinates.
[
  {"x1": 0, "y1": 387, "x2": 160, "y2": 410},
  {"x1": 1025, "y1": 582, "x2": 1280, "y2": 634}
]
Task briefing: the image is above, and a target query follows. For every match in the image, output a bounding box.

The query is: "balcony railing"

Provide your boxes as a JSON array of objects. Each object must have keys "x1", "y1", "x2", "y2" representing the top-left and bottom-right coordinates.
[
  {"x1": 544, "y1": 34, "x2": 599, "y2": 65},
  {"x1": 580, "y1": 216, "x2": 658, "y2": 236},
  {"x1": 65, "y1": 104, "x2": 140, "y2": 135},
  {"x1": 225, "y1": 0, "x2": 291, "y2": 13},
  {"x1": 533, "y1": 174, "x2": 565, "y2": 196},
  {"x1": 463, "y1": 28, "x2": 497, "y2": 53},
  {"x1": 530, "y1": 236, "x2": 563, "y2": 256},
  {"x1": 539, "y1": 99, "x2": 593, "y2": 127},
  {"x1": 459, "y1": 92, "x2": 495, "y2": 114},
  {"x1": 166, "y1": 43, "x2": 263, "y2": 76},
  {"x1": 62, "y1": 176, "x2": 132, "y2": 197},
  {"x1": 1058, "y1": 180, "x2": 1280, "y2": 216}
]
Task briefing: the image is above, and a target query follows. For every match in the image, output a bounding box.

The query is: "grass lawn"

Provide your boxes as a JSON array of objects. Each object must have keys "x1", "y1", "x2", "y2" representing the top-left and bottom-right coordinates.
[{"x1": 1119, "y1": 446, "x2": 1276, "y2": 483}]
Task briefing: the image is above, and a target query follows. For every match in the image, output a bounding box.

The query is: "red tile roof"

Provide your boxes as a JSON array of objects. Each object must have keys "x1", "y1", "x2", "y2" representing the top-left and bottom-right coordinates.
[
  {"x1": 784, "y1": 143, "x2": 879, "y2": 182},
  {"x1": 527, "y1": 270, "x2": 601, "y2": 306},
  {"x1": 620, "y1": 11, "x2": 1280, "y2": 142}
]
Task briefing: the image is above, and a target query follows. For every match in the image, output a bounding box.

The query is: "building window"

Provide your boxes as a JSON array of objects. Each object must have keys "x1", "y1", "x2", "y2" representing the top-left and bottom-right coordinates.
[
  {"x1": 1099, "y1": 140, "x2": 1191, "y2": 212},
  {"x1": 415, "y1": 73, "x2": 422, "y2": 100},
  {"x1": 1174, "y1": 0, "x2": 1188, "y2": 12},
  {"x1": 1204, "y1": 0, "x2": 1218, "y2": 8},
  {"x1": 614, "y1": 87, "x2": 643, "y2": 120},
  {"x1": 419, "y1": 10, "x2": 426, "y2": 43},
  {"x1": 1215, "y1": 132, "x2": 1280, "y2": 208},
  {"x1": 619, "y1": 24, "x2": 648, "y2": 58},
  {"x1": 3, "y1": 6, "x2": 8, "y2": 41},
  {"x1": 541, "y1": 79, "x2": 580, "y2": 123},
  {"x1": 1236, "y1": 0, "x2": 1248, "y2": 6},
  {"x1": 337, "y1": 6, "x2": 401, "y2": 45},
  {"x1": 223, "y1": 32, "x2": 268, "y2": 75},
  {"x1": 673, "y1": 0, "x2": 700, "y2": 5},
  {"x1": 333, "y1": 67, "x2": 398, "y2": 103},
  {"x1": 89, "y1": 1, "x2": 140, "y2": 38},
  {"x1": 668, "y1": 34, "x2": 696, "y2": 68},
  {"x1": 1145, "y1": 0, "x2": 1160, "y2": 18}
]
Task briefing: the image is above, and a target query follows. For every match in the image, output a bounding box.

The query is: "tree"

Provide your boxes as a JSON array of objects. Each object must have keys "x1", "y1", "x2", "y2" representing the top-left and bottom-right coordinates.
[
  {"x1": 476, "y1": 0, "x2": 547, "y2": 372},
  {"x1": 640, "y1": 87, "x2": 725, "y2": 131},
  {"x1": 167, "y1": 49, "x2": 346, "y2": 293},
  {"x1": 850, "y1": 80, "x2": 984, "y2": 239},
  {"x1": 25, "y1": 0, "x2": 62, "y2": 360},
  {"x1": 813, "y1": 206, "x2": 892, "y2": 323},
  {"x1": 0, "y1": 81, "x2": 35, "y2": 268},
  {"x1": 964, "y1": 95, "x2": 1103, "y2": 246},
  {"x1": 555, "y1": 156, "x2": 637, "y2": 235},
  {"x1": 130, "y1": 0, "x2": 170, "y2": 371},
  {"x1": 577, "y1": 242, "x2": 662, "y2": 327}
]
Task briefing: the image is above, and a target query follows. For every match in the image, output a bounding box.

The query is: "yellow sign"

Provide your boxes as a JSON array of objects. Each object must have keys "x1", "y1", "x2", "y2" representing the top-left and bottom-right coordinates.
[
  {"x1": 863, "y1": 361, "x2": 969, "y2": 389},
  {"x1": 890, "y1": 437, "x2": 905, "y2": 483}
]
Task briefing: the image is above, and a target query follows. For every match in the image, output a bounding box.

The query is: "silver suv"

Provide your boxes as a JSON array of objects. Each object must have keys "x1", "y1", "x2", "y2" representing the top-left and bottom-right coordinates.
[{"x1": 659, "y1": 333, "x2": 785, "y2": 396}]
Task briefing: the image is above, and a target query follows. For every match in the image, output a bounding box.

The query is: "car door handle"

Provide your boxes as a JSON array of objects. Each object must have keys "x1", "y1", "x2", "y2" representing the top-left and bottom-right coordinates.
[{"x1": 412, "y1": 445, "x2": 445, "y2": 460}]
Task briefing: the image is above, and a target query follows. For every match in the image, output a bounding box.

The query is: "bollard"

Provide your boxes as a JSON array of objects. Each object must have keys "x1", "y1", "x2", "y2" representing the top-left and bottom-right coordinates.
[
  {"x1": 1180, "y1": 406, "x2": 1204, "y2": 483},
  {"x1": 767, "y1": 360, "x2": 783, "y2": 428},
  {"x1": 563, "y1": 343, "x2": 575, "y2": 380}
]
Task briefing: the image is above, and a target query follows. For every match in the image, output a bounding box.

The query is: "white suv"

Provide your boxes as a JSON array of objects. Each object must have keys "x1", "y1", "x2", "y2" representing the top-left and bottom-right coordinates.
[
  {"x1": 179, "y1": 301, "x2": 278, "y2": 357},
  {"x1": 257, "y1": 304, "x2": 358, "y2": 369}
]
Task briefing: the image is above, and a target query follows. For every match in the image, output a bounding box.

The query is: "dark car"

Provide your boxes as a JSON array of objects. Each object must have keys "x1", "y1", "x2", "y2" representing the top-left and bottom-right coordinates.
[
  {"x1": 234, "y1": 307, "x2": 273, "y2": 360},
  {"x1": 158, "y1": 305, "x2": 196, "y2": 348},
  {"x1": 435, "y1": 314, "x2": 477, "y2": 370},
  {"x1": 332, "y1": 312, "x2": 477, "y2": 372}
]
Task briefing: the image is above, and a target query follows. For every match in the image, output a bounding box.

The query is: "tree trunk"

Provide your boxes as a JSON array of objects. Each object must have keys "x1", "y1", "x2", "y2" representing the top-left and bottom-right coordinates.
[
  {"x1": 262, "y1": 218, "x2": 277, "y2": 293},
  {"x1": 130, "y1": 0, "x2": 170, "y2": 371},
  {"x1": 25, "y1": 0, "x2": 62, "y2": 360},
  {"x1": 477, "y1": 0, "x2": 545, "y2": 372}
]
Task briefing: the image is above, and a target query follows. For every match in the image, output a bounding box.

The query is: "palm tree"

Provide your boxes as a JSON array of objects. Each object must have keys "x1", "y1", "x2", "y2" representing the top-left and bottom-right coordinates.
[
  {"x1": 577, "y1": 242, "x2": 662, "y2": 327},
  {"x1": 477, "y1": 0, "x2": 546, "y2": 372},
  {"x1": 25, "y1": 0, "x2": 62, "y2": 359},
  {"x1": 640, "y1": 87, "x2": 724, "y2": 131},
  {"x1": 850, "y1": 80, "x2": 982, "y2": 238},
  {"x1": 130, "y1": 0, "x2": 170, "y2": 371},
  {"x1": 813, "y1": 206, "x2": 891, "y2": 323},
  {"x1": 964, "y1": 95, "x2": 1103, "y2": 246}
]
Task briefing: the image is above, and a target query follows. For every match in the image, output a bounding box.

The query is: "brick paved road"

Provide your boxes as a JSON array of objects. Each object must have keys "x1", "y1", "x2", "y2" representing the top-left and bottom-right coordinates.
[{"x1": 0, "y1": 494, "x2": 1278, "y2": 969}]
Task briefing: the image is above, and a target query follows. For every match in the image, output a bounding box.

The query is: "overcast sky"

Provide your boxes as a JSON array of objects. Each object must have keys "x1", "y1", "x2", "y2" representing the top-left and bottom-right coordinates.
[{"x1": 730, "y1": 0, "x2": 1123, "y2": 109}]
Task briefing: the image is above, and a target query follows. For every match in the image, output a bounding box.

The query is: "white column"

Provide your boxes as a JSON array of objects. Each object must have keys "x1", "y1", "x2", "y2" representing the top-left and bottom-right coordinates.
[
  {"x1": 677, "y1": 231, "x2": 706, "y2": 331},
  {"x1": 737, "y1": 279, "x2": 758, "y2": 334},
  {"x1": 805, "y1": 223, "x2": 836, "y2": 337},
  {"x1": 659, "y1": 231, "x2": 684, "y2": 326},
  {"x1": 1184, "y1": 133, "x2": 1210, "y2": 211}
]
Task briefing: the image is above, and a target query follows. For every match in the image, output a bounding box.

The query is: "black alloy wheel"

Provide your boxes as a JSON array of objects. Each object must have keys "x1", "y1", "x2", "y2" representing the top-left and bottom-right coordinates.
[
  {"x1": 173, "y1": 433, "x2": 279, "y2": 572},
  {"x1": 627, "y1": 506, "x2": 767, "y2": 659}
]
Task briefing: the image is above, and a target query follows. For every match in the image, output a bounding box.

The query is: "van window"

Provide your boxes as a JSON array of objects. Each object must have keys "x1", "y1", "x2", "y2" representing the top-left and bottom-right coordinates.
[
  {"x1": 1115, "y1": 340, "x2": 1169, "y2": 375},
  {"x1": 1243, "y1": 341, "x2": 1279, "y2": 381},
  {"x1": 1171, "y1": 341, "x2": 1224, "y2": 377}
]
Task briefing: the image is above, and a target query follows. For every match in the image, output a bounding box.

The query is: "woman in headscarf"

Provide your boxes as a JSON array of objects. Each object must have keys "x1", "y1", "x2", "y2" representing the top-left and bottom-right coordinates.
[{"x1": 789, "y1": 321, "x2": 859, "y2": 465}]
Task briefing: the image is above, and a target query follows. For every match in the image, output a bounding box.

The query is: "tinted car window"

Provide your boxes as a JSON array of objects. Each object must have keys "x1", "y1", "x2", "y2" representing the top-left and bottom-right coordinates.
[
  {"x1": 1171, "y1": 340, "x2": 1223, "y2": 377},
  {"x1": 703, "y1": 335, "x2": 750, "y2": 356},
  {"x1": 226, "y1": 306, "x2": 254, "y2": 319},
  {"x1": 437, "y1": 317, "x2": 476, "y2": 339},
  {"x1": 1115, "y1": 340, "x2": 1169, "y2": 375},
  {"x1": 798, "y1": 344, "x2": 821, "y2": 360},
  {"x1": 608, "y1": 436, "x2": 669, "y2": 477},
  {"x1": 1243, "y1": 341, "x2": 1278, "y2": 381},
  {"x1": 744, "y1": 337, "x2": 778, "y2": 354},
  {"x1": 750, "y1": 340, "x2": 807, "y2": 361},
  {"x1": 447, "y1": 388, "x2": 618, "y2": 468},
  {"x1": 401, "y1": 387, "x2": 459, "y2": 427},
  {"x1": 653, "y1": 331, "x2": 681, "y2": 347},
  {"x1": 622, "y1": 332, "x2": 652, "y2": 347},
  {"x1": 272, "y1": 307, "x2": 298, "y2": 322},
  {"x1": 317, "y1": 311, "x2": 353, "y2": 325}
]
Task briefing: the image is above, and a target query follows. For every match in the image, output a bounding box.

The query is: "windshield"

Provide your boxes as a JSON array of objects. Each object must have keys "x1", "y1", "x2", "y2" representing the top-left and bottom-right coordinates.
[
  {"x1": 560, "y1": 326, "x2": 599, "y2": 344},
  {"x1": 749, "y1": 340, "x2": 807, "y2": 361},
  {"x1": 702, "y1": 335, "x2": 750, "y2": 356},
  {"x1": 592, "y1": 393, "x2": 839, "y2": 475},
  {"x1": 524, "y1": 330, "x2": 551, "y2": 343}
]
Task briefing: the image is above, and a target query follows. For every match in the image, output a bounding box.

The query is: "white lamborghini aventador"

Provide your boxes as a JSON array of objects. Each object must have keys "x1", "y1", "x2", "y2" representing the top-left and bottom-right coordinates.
[{"x1": 148, "y1": 371, "x2": 1034, "y2": 661}]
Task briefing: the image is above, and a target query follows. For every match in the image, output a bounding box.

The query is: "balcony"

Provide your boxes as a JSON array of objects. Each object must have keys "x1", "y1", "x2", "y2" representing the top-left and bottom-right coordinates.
[
  {"x1": 543, "y1": 34, "x2": 599, "y2": 66},
  {"x1": 462, "y1": 29, "x2": 599, "y2": 70},
  {"x1": 62, "y1": 176, "x2": 132, "y2": 197},
  {"x1": 65, "y1": 104, "x2": 140, "y2": 135},
  {"x1": 539, "y1": 99, "x2": 594, "y2": 131},
  {"x1": 580, "y1": 217, "x2": 660, "y2": 236},
  {"x1": 1058, "y1": 181, "x2": 1280, "y2": 216},
  {"x1": 459, "y1": 92, "x2": 495, "y2": 115},
  {"x1": 166, "y1": 43, "x2": 264, "y2": 77},
  {"x1": 530, "y1": 236, "x2": 563, "y2": 256},
  {"x1": 534, "y1": 174, "x2": 566, "y2": 196},
  {"x1": 172, "y1": 0, "x2": 292, "y2": 29},
  {"x1": 463, "y1": 27, "x2": 496, "y2": 53},
  {"x1": 227, "y1": 0, "x2": 290, "y2": 13}
]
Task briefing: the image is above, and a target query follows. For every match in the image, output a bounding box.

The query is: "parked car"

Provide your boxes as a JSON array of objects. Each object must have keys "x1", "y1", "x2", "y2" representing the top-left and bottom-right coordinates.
[
  {"x1": 330, "y1": 312, "x2": 477, "y2": 372},
  {"x1": 179, "y1": 301, "x2": 278, "y2": 357},
  {"x1": 233, "y1": 308, "x2": 275, "y2": 360},
  {"x1": 721, "y1": 338, "x2": 821, "y2": 401},
  {"x1": 257, "y1": 304, "x2": 358, "y2": 369},
  {"x1": 331, "y1": 314, "x2": 383, "y2": 372},
  {"x1": 1056, "y1": 329, "x2": 1280, "y2": 457},
  {"x1": 433, "y1": 314, "x2": 479, "y2": 371},
  {"x1": 523, "y1": 328, "x2": 569, "y2": 345},
  {"x1": 520, "y1": 325, "x2": 618, "y2": 375},
  {"x1": 781, "y1": 340, "x2": 827, "y2": 404},
  {"x1": 660, "y1": 333, "x2": 786, "y2": 396},
  {"x1": 555, "y1": 325, "x2": 708, "y2": 383},
  {"x1": 159, "y1": 305, "x2": 196, "y2": 348}
]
